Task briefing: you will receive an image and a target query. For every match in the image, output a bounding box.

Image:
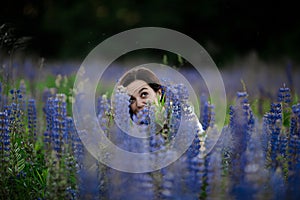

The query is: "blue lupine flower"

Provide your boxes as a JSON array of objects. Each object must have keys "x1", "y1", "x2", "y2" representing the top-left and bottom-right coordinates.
[
  {"x1": 229, "y1": 92, "x2": 252, "y2": 152},
  {"x1": 27, "y1": 99, "x2": 37, "y2": 142},
  {"x1": 113, "y1": 86, "x2": 131, "y2": 133},
  {"x1": 69, "y1": 117, "x2": 84, "y2": 167},
  {"x1": 0, "y1": 110, "x2": 10, "y2": 158},
  {"x1": 204, "y1": 150, "x2": 225, "y2": 199},
  {"x1": 43, "y1": 98, "x2": 54, "y2": 148},
  {"x1": 97, "y1": 94, "x2": 111, "y2": 136},
  {"x1": 228, "y1": 91, "x2": 255, "y2": 186},
  {"x1": 279, "y1": 133, "x2": 287, "y2": 157},
  {"x1": 52, "y1": 95, "x2": 67, "y2": 156},
  {"x1": 132, "y1": 173, "x2": 155, "y2": 199},
  {"x1": 135, "y1": 106, "x2": 150, "y2": 125},
  {"x1": 185, "y1": 156, "x2": 204, "y2": 195},
  {"x1": 278, "y1": 85, "x2": 291, "y2": 103},
  {"x1": 287, "y1": 104, "x2": 300, "y2": 172},
  {"x1": 200, "y1": 94, "x2": 215, "y2": 130},
  {"x1": 0, "y1": 82, "x2": 2, "y2": 109},
  {"x1": 160, "y1": 168, "x2": 173, "y2": 199},
  {"x1": 43, "y1": 94, "x2": 68, "y2": 157},
  {"x1": 264, "y1": 103, "x2": 283, "y2": 170},
  {"x1": 96, "y1": 94, "x2": 111, "y2": 117}
]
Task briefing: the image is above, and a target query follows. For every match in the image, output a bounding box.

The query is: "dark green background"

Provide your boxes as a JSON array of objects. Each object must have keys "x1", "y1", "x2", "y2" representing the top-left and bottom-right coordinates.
[{"x1": 1, "y1": 0, "x2": 299, "y2": 66}]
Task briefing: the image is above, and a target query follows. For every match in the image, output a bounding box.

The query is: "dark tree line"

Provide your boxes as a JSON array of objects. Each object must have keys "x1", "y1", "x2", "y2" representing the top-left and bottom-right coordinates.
[{"x1": 1, "y1": 0, "x2": 299, "y2": 65}]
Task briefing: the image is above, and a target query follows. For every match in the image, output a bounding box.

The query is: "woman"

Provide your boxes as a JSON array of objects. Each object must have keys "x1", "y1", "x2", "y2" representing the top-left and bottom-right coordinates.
[
  {"x1": 116, "y1": 67, "x2": 205, "y2": 143},
  {"x1": 118, "y1": 67, "x2": 164, "y2": 123}
]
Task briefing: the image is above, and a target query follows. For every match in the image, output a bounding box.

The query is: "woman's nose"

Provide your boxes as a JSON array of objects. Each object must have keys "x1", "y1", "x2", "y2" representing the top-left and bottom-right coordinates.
[{"x1": 136, "y1": 98, "x2": 146, "y2": 108}]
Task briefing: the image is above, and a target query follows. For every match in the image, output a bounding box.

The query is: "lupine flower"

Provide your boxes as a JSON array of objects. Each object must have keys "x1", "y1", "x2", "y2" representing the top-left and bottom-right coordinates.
[
  {"x1": 228, "y1": 91, "x2": 254, "y2": 186},
  {"x1": 68, "y1": 117, "x2": 84, "y2": 170},
  {"x1": 113, "y1": 86, "x2": 131, "y2": 134},
  {"x1": 160, "y1": 168, "x2": 175, "y2": 200},
  {"x1": 200, "y1": 94, "x2": 215, "y2": 130},
  {"x1": 0, "y1": 111, "x2": 10, "y2": 165},
  {"x1": 278, "y1": 85, "x2": 291, "y2": 103},
  {"x1": 264, "y1": 103, "x2": 282, "y2": 170},
  {"x1": 185, "y1": 155, "x2": 205, "y2": 198},
  {"x1": 135, "y1": 106, "x2": 150, "y2": 125},
  {"x1": 27, "y1": 99, "x2": 37, "y2": 142},
  {"x1": 97, "y1": 94, "x2": 111, "y2": 136},
  {"x1": 131, "y1": 173, "x2": 155, "y2": 200},
  {"x1": 97, "y1": 161, "x2": 109, "y2": 199},
  {"x1": 287, "y1": 104, "x2": 300, "y2": 172},
  {"x1": 43, "y1": 97, "x2": 55, "y2": 149},
  {"x1": 204, "y1": 150, "x2": 229, "y2": 200},
  {"x1": 0, "y1": 82, "x2": 2, "y2": 109},
  {"x1": 52, "y1": 94, "x2": 67, "y2": 157}
]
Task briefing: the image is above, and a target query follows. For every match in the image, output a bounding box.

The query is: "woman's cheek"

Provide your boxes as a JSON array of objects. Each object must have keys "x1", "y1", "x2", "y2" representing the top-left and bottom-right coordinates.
[{"x1": 130, "y1": 104, "x2": 136, "y2": 113}]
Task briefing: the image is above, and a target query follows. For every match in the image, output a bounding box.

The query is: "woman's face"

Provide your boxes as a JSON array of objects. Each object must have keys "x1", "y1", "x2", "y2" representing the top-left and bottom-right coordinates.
[{"x1": 126, "y1": 80, "x2": 161, "y2": 114}]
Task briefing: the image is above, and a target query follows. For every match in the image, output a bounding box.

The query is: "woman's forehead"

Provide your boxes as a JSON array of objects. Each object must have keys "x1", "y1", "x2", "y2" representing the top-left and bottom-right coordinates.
[{"x1": 126, "y1": 80, "x2": 151, "y2": 95}]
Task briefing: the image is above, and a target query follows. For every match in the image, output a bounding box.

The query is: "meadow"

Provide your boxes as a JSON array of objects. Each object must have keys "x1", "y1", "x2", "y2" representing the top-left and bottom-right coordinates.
[{"x1": 0, "y1": 54, "x2": 300, "y2": 200}]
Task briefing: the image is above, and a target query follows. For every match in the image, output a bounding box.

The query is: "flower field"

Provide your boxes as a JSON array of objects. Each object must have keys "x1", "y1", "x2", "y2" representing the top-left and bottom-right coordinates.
[{"x1": 0, "y1": 58, "x2": 300, "y2": 200}]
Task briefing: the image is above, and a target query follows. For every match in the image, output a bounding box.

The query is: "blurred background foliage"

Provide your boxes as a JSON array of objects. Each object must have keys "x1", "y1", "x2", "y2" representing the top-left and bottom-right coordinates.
[{"x1": 0, "y1": 0, "x2": 299, "y2": 66}]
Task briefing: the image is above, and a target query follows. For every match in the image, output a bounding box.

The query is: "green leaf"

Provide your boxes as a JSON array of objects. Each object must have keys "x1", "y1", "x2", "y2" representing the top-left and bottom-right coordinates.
[
  {"x1": 177, "y1": 54, "x2": 183, "y2": 65},
  {"x1": 17, "y1": 163, "x2": 25, "y2": 172}
]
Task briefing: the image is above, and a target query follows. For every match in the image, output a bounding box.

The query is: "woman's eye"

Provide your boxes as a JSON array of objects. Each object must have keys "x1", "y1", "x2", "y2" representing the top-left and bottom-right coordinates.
[{"x1": 141, "y1": 92, "x2": 148, "y2": 98}]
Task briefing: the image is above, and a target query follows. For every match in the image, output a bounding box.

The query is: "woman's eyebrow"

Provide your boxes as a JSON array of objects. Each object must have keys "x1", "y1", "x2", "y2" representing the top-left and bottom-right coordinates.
[{"x1": 138, "y1": 87, "x2": 148, "y2": 94}]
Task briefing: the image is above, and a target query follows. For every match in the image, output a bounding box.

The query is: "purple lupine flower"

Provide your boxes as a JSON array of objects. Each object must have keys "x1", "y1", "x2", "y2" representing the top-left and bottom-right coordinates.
[
  {"x1": 135, "y1": 106, "x2": 150, "y2": 126},
  {"x1": 52, "y1": 94, "x2": 67, "y2": 157},
  {"x1": 186, "y1": 134, "x2": 201, "y2": 158},
  {"x1": 0, "y1": 82, "x2": 2, "y2": 110},
  {"x1": 112, "y1": 87, "x2": 150, "y2": 153},
  {"x1": 279, "y1": 133, "x2": 288, "y2": 158},
  {"x1": 287, "y1": 104, "x2": 300, "y2": 172},
  {"x1": 278, "y1": 85, "x2": 291, "y2": 103},
  {"x1": 113, "y1": 86, "x2": 131, "y2": 133},
  {"x1": 167, "y1": 84, "x2": 186, "y2": 141},
  {"x1": 175, "y1": 83, "x2": 189, "y2": 102},
  {"x1": 0, "y1": 111, "x2": 10, "y2": 160},
  {"x1": 287, "y1": 162, "x2": 300, "y2": 199},
  {"x1": 240, "y1": 128, "x2": 274, "y2": 199},
  {"x1": 229, "y1": 92, "x2": 250, "y2": 152},
  {"x1": 200, "y1": 94, "x2": 215, "y2": 130},
  {"x1": 130, "y1": 173, "x2": 155, "y2": 199},
  {"x1": 160, "y1": 168, "x2": 174, "y2": 200},
  {"x1": 43, "y1": 97, "x2": 55, "y2": 149},
  {"x1": 264, "y1": 103, "x2": 282, "y2": 170},
  {"x1": 185, "y1": 155, "x2": 204, "y2": 197},
  {"x1": 204, "y1": 150, "x2": 227, "y2": 200},
  {"x1": 96, "y1": 94, "x2": 111, "y2": 117},
  {"x1": 96, "y1": 95, "x2": 111, "y2": 138},
  {"x1": 228, "y1": 91, "x2": 255, "y2": 184},
  {"x1": 69, "y1": 117, "x2": 84, "y2": 168},
  {"x1": 44, "y1": 94, "x2": 68, "y2": 157},
  {"x1": 27, "y1": 99, "x2": 37, "y2": 142}
]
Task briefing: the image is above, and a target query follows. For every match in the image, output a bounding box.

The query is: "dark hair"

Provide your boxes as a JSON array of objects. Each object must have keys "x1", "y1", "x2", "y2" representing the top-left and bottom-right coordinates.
[{"x1": 118, "y1": 67, "x2": 164, "y2": 94}]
